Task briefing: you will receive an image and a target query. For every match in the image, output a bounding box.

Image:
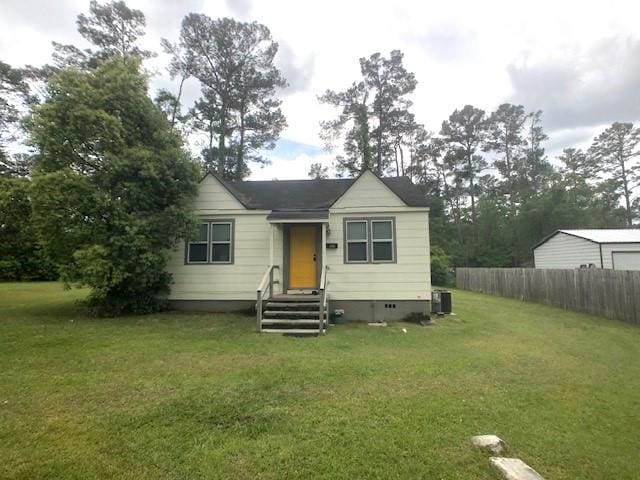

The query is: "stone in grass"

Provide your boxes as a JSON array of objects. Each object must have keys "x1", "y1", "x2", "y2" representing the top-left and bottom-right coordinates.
[
  {"x1": 367, "y1": 321, "x2": 387, "y2": 327},
  {"x1": 490, "y1": 457, "x2": 545, "y2": 480},
  {"x1": 471, "y1": 434, "x2": 505, "y2": 454}
]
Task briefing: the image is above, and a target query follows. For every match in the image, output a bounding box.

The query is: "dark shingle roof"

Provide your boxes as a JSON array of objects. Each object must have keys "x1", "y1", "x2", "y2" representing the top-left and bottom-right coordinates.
[{"x1": 209, "y1": 173, "x2": 429, "y2": 210}]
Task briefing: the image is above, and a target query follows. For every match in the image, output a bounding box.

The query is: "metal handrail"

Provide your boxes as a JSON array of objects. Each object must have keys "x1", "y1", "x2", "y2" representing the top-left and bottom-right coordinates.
[
  {"x1": 319, "y1": 265, "x2": 328, "y2": 334},
  {"x1": 256, "y1": 265, "x2": 279, "y2": 333}
]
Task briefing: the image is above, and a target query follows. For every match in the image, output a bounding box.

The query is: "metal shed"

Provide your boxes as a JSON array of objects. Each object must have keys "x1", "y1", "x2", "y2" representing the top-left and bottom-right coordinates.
[{"x1": 533, "y1": 229, "x2": 640, "y2": 270}]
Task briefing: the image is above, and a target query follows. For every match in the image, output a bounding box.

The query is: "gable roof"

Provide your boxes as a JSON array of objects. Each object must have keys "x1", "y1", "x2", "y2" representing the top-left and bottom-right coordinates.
[
  {"x1": 534, "y1": 229, "x2": 640, "y2": 249},
  {"x1": 204, "y1": 172, "x2": 429, "y2": 210}
]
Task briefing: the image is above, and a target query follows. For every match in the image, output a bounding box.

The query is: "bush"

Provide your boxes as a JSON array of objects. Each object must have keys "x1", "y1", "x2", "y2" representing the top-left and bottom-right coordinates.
[
  {"x1": 28, "y1": 58, "x2": 199, "y2": 315},
  {"x1": 431, "y1": 245, "x2": 452, "y2": 286}
]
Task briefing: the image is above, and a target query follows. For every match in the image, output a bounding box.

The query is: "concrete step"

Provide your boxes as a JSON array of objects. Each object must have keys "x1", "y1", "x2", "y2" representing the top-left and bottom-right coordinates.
[
  {"x1": 261, "y1": 319, "x2": 320, "y2": 325},
  {"x1": 270, "y1": 294, "x2": 319, "y2": 301},
  {"x1": 261, "y1": 328, "x2": 321, "y2": 335},
  {"x1": 490, "y1": 458, "x2": 544, "y2": 480},
  {"x1": 265, "y1": 302, "x2": 321, "y2": 308},
  {"x1": 264, "y1": 310, "x2": 323, "y2": 316}
]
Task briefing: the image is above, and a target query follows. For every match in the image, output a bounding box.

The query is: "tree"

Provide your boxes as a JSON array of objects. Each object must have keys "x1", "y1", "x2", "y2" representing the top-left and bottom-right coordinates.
[
  {"x1": 319, "y1": 50, "x2": 416, "y2": 176},
  {"x1": 558, "y1": 148, "x2": 592, "y2": 187},
  {"x1": 484, "y1": 103, "x2": 528, "y2": 216},
  {"x1": 189, "y1": 87, "x2": 224, "y2": 175},
  {"x1": 0, "y1": 61, "x2": 34, "y2": 176},
  {"x1": 320, "y1": 81, "x2": 373, "y2": 176},
  {"x1": 406, "y1": 127, "x2": 441, "y2": 190},
  {"x1": 588, "y1": 122, "x2": 640, "y2": 226},
  {"x1": 53, "y1": 0, "x2": 154, "y2": 69},
  {"x1": 159, "y1": 38, "x2": 193, "y2": 130},
  {"x1": 558, "y1": 148, "x2": 594, "y2": 202},
  {"x1": 518, "y1": 110, "x2": 551, "y2": 197},
  {"x1": 171, "y1": 15, "x2": 287, "y2": 180},
  {"x1": 308, "y1": 162, "x2": 329, "y2": 179},
  {"x1": 0, "y1": 177, "x2": 56, "y2": 280},
  {"x1": 26, "y1": 58, "x2": 199, "y2": 315},
  {"x1": 440, "y1": 105, "x2": 487, "y2": 224},
  {"x1": 154, "y1": 88, "x2": 187, "y2": 132},
  {"x1": 361, "y1": 50, "x2": 417, "y2": 174}
]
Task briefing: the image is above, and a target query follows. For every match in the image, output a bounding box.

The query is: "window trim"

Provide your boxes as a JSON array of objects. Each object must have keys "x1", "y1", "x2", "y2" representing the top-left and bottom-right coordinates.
[
  {"x1": 343, "y1": 217, "x2": 397, "y2": 264},
  {"x1": 185, "y1": 218, "x2": 235, "y2": 265},
  {"x1": 371, "y1": 219, "x2": 395, "y2": 263},
  {"x1": 186, "y1": 223, "x2": 210, "y2": 264},
  {"x1": 345, "y1": 219, "x2": 369, "y2": 263}
]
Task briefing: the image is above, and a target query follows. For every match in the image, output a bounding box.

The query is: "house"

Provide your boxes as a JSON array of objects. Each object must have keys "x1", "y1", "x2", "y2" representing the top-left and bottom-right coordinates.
[
  {"x1": 166, "y1": 169, "x2": 432, "y2": 333},
  {"x1": 533, "y1": 229, "x2": 640, "y2": 270}
]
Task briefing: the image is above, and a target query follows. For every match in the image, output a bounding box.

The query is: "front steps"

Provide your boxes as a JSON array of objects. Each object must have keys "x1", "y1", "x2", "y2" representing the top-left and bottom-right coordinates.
[{"x1": 260, "y1": 295, "x2": 327, "y2": 335}]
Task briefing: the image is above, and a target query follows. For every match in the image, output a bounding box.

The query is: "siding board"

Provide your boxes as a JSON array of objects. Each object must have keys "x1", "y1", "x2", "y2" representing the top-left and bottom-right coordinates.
[
  {"x1": 167, "y1": 171, "x2": 431, "y2": 301},
  {"x1": 534, "y1": 233, "x2": 600, "y2": 268}
]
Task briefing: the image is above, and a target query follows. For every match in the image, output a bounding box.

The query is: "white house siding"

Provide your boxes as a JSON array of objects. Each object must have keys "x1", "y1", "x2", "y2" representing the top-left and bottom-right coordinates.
[
  {"x1": 325, "y1": 210, "x2": 431, "y2": 301},
  {"x1": 332, "y1": 170, "x2": 406, "y2": 209},
  {"x1": 601, "y1": 243, "x2": 640, "y2": 270},
  {"x1": 328, "y1": 172, "x2": 431, "y2": 301},
  {"x1": 194, "y1": 175, "x2": 245, "y2": 211},
  {"x1": 167, "y1": 171, "x2": 431, "y2": 302},
  {"x1": 534, "y1": 233, "x2": 600, "y2": 269},
  {"x1": 167, "y1": 176, "x2": 283, "y2": 301}
]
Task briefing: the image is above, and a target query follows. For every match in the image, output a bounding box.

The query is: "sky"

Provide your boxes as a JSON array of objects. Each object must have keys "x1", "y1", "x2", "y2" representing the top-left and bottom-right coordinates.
[{"x1": 1, "y1": 0, "x2": 640, "y2": 180}]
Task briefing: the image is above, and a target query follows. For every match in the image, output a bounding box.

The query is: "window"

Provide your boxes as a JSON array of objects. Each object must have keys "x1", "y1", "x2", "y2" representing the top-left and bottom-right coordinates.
[
  {"x1": 210, "y1": 222, "x2": 232, "y2": 263},
  {"x1": 346, "y1": 220, "x2": 368, "y2": 262},
  {"x1": 187, "y1": 223, "x2": 209, "y2": 263},
  {"x1": 371, "y1": 220, "x2": 394, "y2": 262},
  {"x1": 186, "y1": 220, "x2": 234, "y2": 264},
  {"x1": 344, "y1": 218, "x2": 395, "y2": 264}
]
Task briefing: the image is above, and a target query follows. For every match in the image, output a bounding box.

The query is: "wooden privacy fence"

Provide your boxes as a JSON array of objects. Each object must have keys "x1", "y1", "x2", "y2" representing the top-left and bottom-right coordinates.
[{"x1": 456, "y1": 268, "x2": 640, "y2": 325}]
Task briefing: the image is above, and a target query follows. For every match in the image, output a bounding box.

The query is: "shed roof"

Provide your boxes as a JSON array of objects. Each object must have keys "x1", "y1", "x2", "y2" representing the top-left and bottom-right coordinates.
[
  {"x1": 534, "y1": 229, "x2": 640, "y2": 249},
  {"x1": 206, "y1": 172, "x2": 429, "y2": 210}
]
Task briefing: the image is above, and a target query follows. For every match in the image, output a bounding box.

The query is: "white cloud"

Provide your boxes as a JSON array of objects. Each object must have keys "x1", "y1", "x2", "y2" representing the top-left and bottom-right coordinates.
[
  {"x1": 2, "y1": 0, "x2": 640, "y2": 180},
  {"x1": 250, "y1": 152, "x2": 334, "y2": 180}
]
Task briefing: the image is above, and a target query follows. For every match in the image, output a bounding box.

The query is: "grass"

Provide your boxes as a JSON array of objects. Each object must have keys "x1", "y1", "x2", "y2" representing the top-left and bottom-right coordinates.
[{"x1": 1, "y1": 283, "x2": 640, "y2": 479}]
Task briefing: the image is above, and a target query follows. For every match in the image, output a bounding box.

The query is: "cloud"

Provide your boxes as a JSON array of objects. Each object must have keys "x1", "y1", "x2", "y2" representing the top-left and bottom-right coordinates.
[
  {"x1": 144, "y1": 0, "x2": 204, "y2": 34},
  {"x1": 251, "y1": 152, "x2": 334, "y2": 180},
  {"x1": 224, "y1": 0, "x2": 252, "y2": 19},
  {"x1": 407, "y1": 26, "x2": 477, "y2": 62},
  {"x1": 276, "y1": 42, "x2": 316, "y2": 95},
  {"x1": 507, "y1": 36, "x2": 640, "y2": 130},
  {"x1": 543, "y1": 126, "x2": 601, "y2": 160},
  {"x1": 266, "y1": 138, "x2": 323, "y2": 160},
  {"x1": 1, "y1": 0, "x2": 80, "y2": 36}
]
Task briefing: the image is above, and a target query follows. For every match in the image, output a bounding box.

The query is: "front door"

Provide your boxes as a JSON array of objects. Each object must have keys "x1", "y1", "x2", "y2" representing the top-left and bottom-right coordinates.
[{"x1": 289, "y1": 226, "x2": 317, "y2": 289}]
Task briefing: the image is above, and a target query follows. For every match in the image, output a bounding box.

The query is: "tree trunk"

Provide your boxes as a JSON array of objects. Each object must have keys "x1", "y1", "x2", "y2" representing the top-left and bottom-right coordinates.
[
  {"x1": 620, "y1": 153, "x2": 632, "y2": 226},
  {"x1": 467, "y1": 151, "x2": 477, "y2": 225},
  {"x1": 170, "y1": 75, "x2": 186, "y2": 129},
  {"x1": 394, "y1": 146, "x2": 400, "y2": 177},
  {"x1": 399, "y1": 144, "x2": 405, "y2": 176},
  {"x1": 505, "y1": 138, "x2": 515, "y2": 217},
  {"x1": 376, "y1": 105, "x2": 383, "y2": 175},
  {"x1": 218, "y1": 106, "x2": 227, "y2": 177},
  {"x1": 237, "y1": 105, "x2": 246, "y2": 181}
]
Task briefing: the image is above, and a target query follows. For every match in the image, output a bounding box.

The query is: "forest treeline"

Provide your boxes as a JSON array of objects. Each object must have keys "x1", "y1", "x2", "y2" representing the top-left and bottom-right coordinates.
[
  {"x1": 1, "y1": 1, "x2": 638, "y2": 303},
  {"x1": 312, "y1": 50, "x2": 639, "y2": 280}
]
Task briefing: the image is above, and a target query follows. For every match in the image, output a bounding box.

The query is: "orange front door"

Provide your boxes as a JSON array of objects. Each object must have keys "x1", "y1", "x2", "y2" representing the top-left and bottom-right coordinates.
[{"x1": 289, "y1": 226, "x2": 317, "y2": 289}]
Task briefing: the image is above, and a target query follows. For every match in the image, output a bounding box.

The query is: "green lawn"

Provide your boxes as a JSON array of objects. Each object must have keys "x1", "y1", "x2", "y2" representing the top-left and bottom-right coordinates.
[{"x1": 1, "y1": 283, "x2": 640, "y2": 479}]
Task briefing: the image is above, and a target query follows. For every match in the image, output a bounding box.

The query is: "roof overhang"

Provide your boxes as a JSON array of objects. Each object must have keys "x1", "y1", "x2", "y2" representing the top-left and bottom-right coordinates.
[{"x1": 267, "y1": 209, "x2": 329, "y2": 223}]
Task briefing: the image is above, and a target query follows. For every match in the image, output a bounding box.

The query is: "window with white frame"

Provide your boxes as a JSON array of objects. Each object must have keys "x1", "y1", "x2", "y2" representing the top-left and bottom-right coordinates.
[
  {"x1": 210, "y1": 222, "x2": 232, "y2": 263},
  {"x1": 371, "y1": 219, "x2": 394, "y2": 262},
  {"x1": 345, "y1": 220, "x2": 368, "y2": 262},
  {"x1": 187, "y1": 223, "x2": 209, "y2": 263},
  {"x1": 186, "y1": 220, "x2": 234, "y2": 264},
  {"x1": 344, "y1": 218, "x2": 395, "y2": 264}
]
